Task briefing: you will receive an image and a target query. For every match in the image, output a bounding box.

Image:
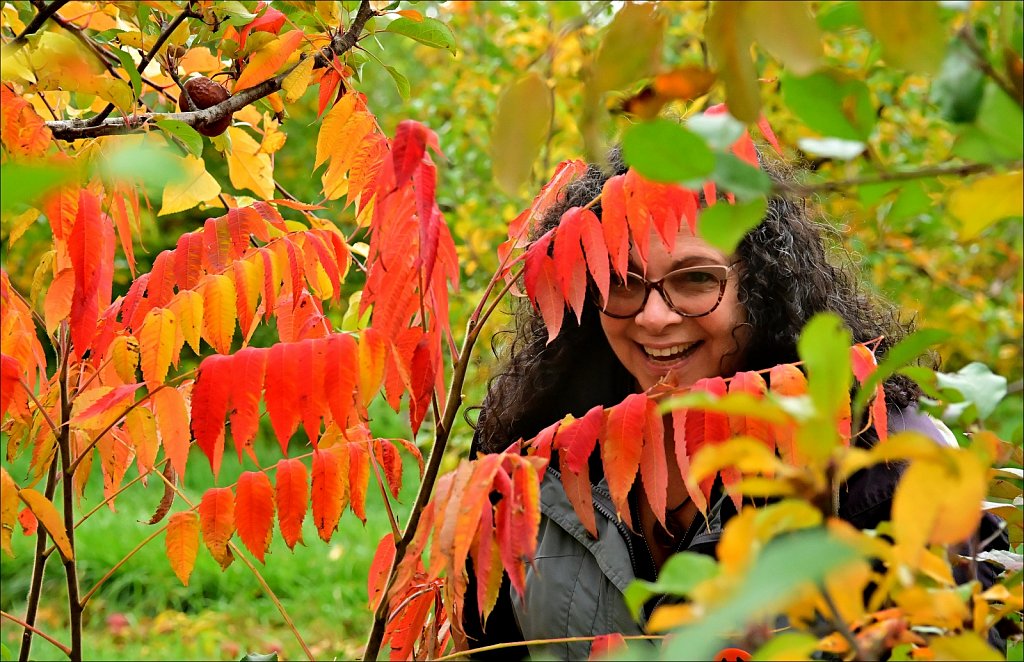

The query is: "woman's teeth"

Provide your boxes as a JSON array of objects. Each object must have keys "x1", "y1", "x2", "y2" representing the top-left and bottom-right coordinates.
[{"x1": 643, "y1": 342, "x2": 700, "y2": 361}]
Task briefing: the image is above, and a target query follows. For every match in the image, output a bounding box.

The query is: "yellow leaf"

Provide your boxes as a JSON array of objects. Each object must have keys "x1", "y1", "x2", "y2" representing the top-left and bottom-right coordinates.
[
  {"x1": 104, "y1": 334, "x2": 141, "y2": 384},
  {"x1": 19, "y1": 488, "x2": 73, "y2": 560},
  {"x1": 717, "y1": 500, "x2": 822, "y2": 574},
  {"x1": 647, "y1": 603, "x2": 698, "y2": 633},
  {"x1": 226, "y1": 127, "x2": 274, "y2": 200},
  {"x1": 125, "y1": 407, "x2": 158, "y2": 476},
  {"x1": 159, "y1": 155, "x2": 221, "y2": 216},
  {"x1": 591, "y1": 3, "x2": 664, "y2": 94},
  {"x1": 168, "y1": 290, "x2": 204, "y2": 355},
  {"x1": 315, "y1": 92, "x2": 358, "y2": 168},
  {"x1": 201, "y1": 275, "x2": 237, "y2": 354},
  {"x1": 745, "y1": 1, "x2": 821, "y2": 76},
  {"x1": 165, "y1": 511, "x2": 200, "y2": 586},
  {"x1": 948, "y1": 171, "x2": 1024, "y2": 240},
  {"x1": 927, "y1": 632, "x2": 1002, "y2": 661},
  {"x1": 492, "y1": 72, "x2": 553, "y2": 195},
  {"x1": 138, "y1": 307, "x2": 178, "y2": 385},
  {"x1": 861, "y1": 1, "x2": 946, "y2": 74},
  {"x1": 706, "y1": 1, "x2": 760, "y2": 122},
  {"x1": 1, "y1": 467, "x2": 18, "y2": 557},
  {"x1": 6, "y1": 208, "x2": 39, "y2": 247},
  {"x1": 282, "y1": 54, "x2": 316, "y2": 103},
  {"x1": 235, "y1": 30, "x2": 305, "y2": 92}
]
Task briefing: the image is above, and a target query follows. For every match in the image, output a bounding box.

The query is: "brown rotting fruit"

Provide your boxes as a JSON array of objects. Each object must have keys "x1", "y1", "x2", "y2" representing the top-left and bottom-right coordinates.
[{"x1": 179, "y1": 76, "x2": 232, "y2": 137}]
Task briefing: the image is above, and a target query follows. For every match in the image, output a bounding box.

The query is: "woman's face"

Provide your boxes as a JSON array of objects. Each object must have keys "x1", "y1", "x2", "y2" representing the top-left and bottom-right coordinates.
[{"x1": 600, "y1": 225, "x2": 748, "y2": 392}]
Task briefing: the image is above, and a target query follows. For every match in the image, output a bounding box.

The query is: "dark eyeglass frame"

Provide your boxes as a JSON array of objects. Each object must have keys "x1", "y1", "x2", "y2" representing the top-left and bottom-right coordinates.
[{"x1": 598, "y1": 264, "x2": 738, "y2": 319}]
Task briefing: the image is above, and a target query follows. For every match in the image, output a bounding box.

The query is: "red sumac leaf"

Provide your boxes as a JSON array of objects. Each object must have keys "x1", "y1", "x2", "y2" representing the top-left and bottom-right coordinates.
[
  {"x1": 165, "y1": 511, "x2": 200, "y2": 586},
  {"x1": 199, "y1": 487, "x2": 235, "y2": 569},
  {"x1": 367, "y1": 532, "x2": 396, "y2": 611},
  {"x1": 235, "y1": 471, "x2": 275, "y2": 563},
  {"x1": 601, "y1": 393, "x2": 647, "y2": 525},
  {"x1": 311, "y1": 447, "x2": 347, "y2": 542},
  {"x1": 275, "y1": 458, "x2": 308, "y2": 550},
  {"x1": 190, "y1": 355, "x2": 232, "y2": 478},
  {"x1": 348, "y1": 442, "x2": 370, "y2": 523}
]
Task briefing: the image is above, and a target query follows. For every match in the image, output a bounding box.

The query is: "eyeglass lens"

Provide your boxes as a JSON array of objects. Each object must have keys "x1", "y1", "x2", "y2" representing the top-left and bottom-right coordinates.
[{"x1": 603, "y1": 266, "x2": 728, "y2": 317}]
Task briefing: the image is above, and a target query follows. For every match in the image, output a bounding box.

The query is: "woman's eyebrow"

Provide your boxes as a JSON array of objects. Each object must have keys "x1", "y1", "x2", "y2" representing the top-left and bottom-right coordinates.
[{"x1": 670, "y1": 255, "x2": 728, "y2": 269}]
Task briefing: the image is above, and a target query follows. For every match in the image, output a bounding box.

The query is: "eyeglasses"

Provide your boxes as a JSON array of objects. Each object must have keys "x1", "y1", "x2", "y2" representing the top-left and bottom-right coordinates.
[{"x1": 598, "y1": 264, "x2": 737, "y2": 319}]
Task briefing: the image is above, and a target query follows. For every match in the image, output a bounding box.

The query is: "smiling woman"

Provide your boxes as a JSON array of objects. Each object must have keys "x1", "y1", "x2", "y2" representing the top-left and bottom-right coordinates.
[{"x1": 464, "y1": 147, "x2": 1009, "y2": 660}]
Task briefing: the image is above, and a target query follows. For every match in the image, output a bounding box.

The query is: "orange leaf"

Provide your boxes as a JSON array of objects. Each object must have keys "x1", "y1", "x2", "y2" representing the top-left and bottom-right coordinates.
[
  {"x1": 311, "y1": 447, "x2": 347, "y2": 542},
  {"x1": 639, "y1": 397, "x2": 667, "y2": 527},
  {"x1": 19, "y1": 488, "x2": 73, "y2": 560},
  {"x1": 201, "y1": 274, "x2": 237, "y2": 355},
  {"x1": 591, "y1": 633, "x2": 627, "y2": 659},
  {"x1": 348, "y1": 442, "x2": 370, "y2": 523},
  {"x1": 601, "y1": 393, "x2": 647, "y2": 524},
  {"x1": 138, "y1": 307, "x2": 178, "y2": 385},
  {"x1": 275, "y1": 458, "x2": 308, "y2": 550},
  {"x1": 431, "y1": 460, "x2": 476, "y2": 579},
  {"x1": 44, "y1": 269, "x2": 74, "y2": 335},
  {"x1": 235, "y1": 30, "x2": 305, "y2": 92},
  {"x1": 471, "y1": 500, "x2": 504, "y2": 621},
  {"x1": 559, "y1": 452, "x2": 598, "y2": 538},
  {"x1": 358, "y1": 328, "x2": 387, "y2": 410},
  {"x1": 199, "y1": 487, "x2": 234, "y2": 569},
  {"x1": 1, "y1": 354, "x2": 26, "y2": 422},
  {"x1": 373, "y1": 439, "x2": 403, "y2": 499},
  {"x1": 235, "y1": 471, "x2": 275, "y2": 563},
  {"x1": 769, "y1": 363, "x2": 807, "y2": 464},
  {"x1": 151, "y1": 386, "x2": 190, "y2": 479},
  {"x1": 165, "y1": 511, "x2": 200, "y2": 585},
  {"x1": 681, "y1": 377, "x2": 729, "y2": 514},
  {"x1": 324, "y1": 333, "x2": 359, "y2": 429},
  {"x1": 557, "y1": 405, "x2": 603, "y2": 473},
  {"x1": 368, "y1": 533, "x2": 396, "y2": 611},
  {"x1": 600, "y1": 175, "x2": 629, "y2": 278}
]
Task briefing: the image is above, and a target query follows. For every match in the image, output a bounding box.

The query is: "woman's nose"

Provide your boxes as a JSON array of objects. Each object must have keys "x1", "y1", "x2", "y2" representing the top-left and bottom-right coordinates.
[{"x1": 633, "y1": 287, "x2": 683, "y2": 333}]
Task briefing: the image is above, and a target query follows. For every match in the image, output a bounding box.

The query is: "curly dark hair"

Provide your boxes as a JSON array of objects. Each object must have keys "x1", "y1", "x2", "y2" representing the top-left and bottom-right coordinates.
[{"x1": 472, "y1": 151, "x2": 925, "y2": 455}]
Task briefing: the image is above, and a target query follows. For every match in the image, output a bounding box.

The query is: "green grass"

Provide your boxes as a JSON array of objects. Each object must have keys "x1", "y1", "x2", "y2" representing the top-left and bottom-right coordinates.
[{"x1": 1, "y1": 400, "x2": 423, "y2": 661}]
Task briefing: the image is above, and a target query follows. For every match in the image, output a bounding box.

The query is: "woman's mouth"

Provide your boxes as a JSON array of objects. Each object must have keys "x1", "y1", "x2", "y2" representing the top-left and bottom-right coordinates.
[{"x1": 641, "y1": 341, "x2": 703, "y2": 364}]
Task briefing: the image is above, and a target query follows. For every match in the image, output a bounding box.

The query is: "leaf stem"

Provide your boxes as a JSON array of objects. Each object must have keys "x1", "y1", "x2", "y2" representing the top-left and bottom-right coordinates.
[
  {"x1": 957, "y1": 25, "x2": 1024, "y2": 108},
  {"x1": 19, "y1": 379, "x2": 59, "y2": 438},
  {"x1": 2, "y1": 611, "x2": 71, "y2": 657},
  {"x1": 57, "y1": 321, "x2": 83, "y2": 661},
  {"x1": 368, "y1": 444, "x2": 402, "y2": 541},
  {"x1": 17, "y1": 458, "x2": 59, "y2": 662}
]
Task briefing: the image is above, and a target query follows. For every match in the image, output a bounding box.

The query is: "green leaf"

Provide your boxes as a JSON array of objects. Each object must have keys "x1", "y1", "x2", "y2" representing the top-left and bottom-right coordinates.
[
  {"x1": 751, "y1": 632, "x2": 819, "y2": 661},
  {"x1": 686, "y1": 111, "x2": 745, "y2": 151},
  {"x1": 697, "y1": 197, "x2": 767, "y2": 254},
  {"x1": 662, "y1": 528, "x2": 860, "y2": 661},
  {"x1": 383, "y1": 65, "x2": 410, "y2": 100},
  {"x1": 932, "y1": 39, "x2": 986, "y2": 123},
  {"x1": 861, "y1": 1, "x2": 947, "y2": 74},
  {"x1": 853, "y1": 329, "x2": 951, "y2": 416},
  {"x1": 973, "y1": 82, "x2": 1024, "y2": 159},
  {"x1": 746, "y1": 1, "x2": 822, "y2": 76},
  {"x1": 591, "y1": 3, "x2": 664, "y2": 94},
  {"x1": 491, "y1": 72, "x2": 553, "y2": 195},
  {"x1": 817, "y1": 1, "x2": 863, "y2": 30},
  {"x1": 710, "y1": 152, "x2": 771, "y2": 201},
  {"x1": 97, "y1": 141, "x2": 185, "y2": 191},
  {"x1": 112, "y1": 47, "x2": 142, "y2": 104},
  {"x1": 385, "y1": 17, "x2": 457, "y2": 53},
  {"x1": 935, "y1": 362, "x2": 1008, "y2": 422},
  {"x1": 621, "y1": 120, "x2": 714, "y2": 183},
  {"x1": 706, "y1": 1, "x2": 760, "y2": 122},
  {"x1": 797, "y1": 313, "x2": 852, "y2": 456},
  {"x1": 155, "y1": 119, "x2": 204, "y2": 157},
  {"x1": 0, "y1": 163, "x2": 77, "y2": 213},
  {"x1": 659, "y1": 391, "x2": 788, "y2": 424},
  {"x1": 623, "y1": 552, "x2": 719, "y2": 618},
  {"x1": 782, "y1": 71, "x2": 875, "y2": 140}
]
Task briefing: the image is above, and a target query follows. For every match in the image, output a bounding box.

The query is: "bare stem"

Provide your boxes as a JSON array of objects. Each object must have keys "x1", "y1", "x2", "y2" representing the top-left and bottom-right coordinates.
[
  {"x1": 19, "y1": 379, "x2": 59, "y2": 438},
  {"x1": 772, "y1": 160, "x2": 1022, "y2": 197},
  {"x1": 433, "y1": 634, "x2": 666, "y2": 661},
  {"x1": 57, "y1": 322, "x2": 83, "y2": 661},
  {"x1": 17, "y1": 460, "x2": 59, "y2": 662},
  {"x1": 957, "y1": 25, "x2": 1024, "y2": 108},
  {"x1": 820, "y1": 584, "x2": 867, "y2": 661},
  {"x1": 2, "y1": 611, "x2": 71, "y2": 657}
]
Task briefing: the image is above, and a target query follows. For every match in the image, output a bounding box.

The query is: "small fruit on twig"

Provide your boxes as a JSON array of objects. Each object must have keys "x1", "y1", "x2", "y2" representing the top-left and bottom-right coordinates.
[{"x1": 179, "y1": 77, "x2": 232, "y2": 137}]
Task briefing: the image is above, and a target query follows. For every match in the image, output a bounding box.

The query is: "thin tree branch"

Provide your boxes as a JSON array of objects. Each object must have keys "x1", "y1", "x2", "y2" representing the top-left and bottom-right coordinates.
[
  {"x1": 772, "y1": 160, "x2": 1022, "y2": 197},
  {"x1": 433, "y1": 634, "x2": 666, "y2": 661},
  {"x1": 19, "y1": 380, "x2": 59, "y2": 438},
  {"x1": 45, "y1": 0, "x2": 378, "y2": 141},
  {"x1": 17, "y1": 460, "x2": 59, "y2": 662},
  {"x1": 958, "y1": 25, "x2": 1024, "y2": 108},
  {"x1": 87, "y1": 5, "x2": 199, "y2": 126},
  {"x1": 56, "y1": 320, "x2": 83, "y2": 660},
  {"x1": 12, "y1": 0, "x2": 71, "y2": 45},
  {"x1": 2, "y1": 611, "x2": 71, "y2": 657},
  {"x1": 820, "y1": 584, "x2": 866, "y2": 661}
]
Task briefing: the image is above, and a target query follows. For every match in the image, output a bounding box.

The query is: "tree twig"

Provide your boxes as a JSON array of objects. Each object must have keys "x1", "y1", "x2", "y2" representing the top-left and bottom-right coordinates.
[
  {"x1": 87, "y1": 5, "x2": 198, "y2": 126},
  {"x1": 2, "y1": 611, "x2": 71, "y2": 657},
  {"x1": 772, "y1": 160, "x2": 1023, "y2": 197},
  {"x1": 12, "y1": 0, "x2": 71, "y2": 45},
  {"x1": 957, "y1": 25, "x2": 1024, "y2": 108},
  {"x1": 820, "y1": 584, "x2": 866, "y2": 661},
  {"x1": 45, "y1": 0, "x2": 378, "y2": 141}
]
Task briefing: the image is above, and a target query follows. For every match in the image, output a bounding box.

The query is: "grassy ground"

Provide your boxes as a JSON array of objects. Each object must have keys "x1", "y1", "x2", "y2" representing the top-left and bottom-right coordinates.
[{"x1": 1, "y1": 401, "x2": 421, "y2": 661}]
